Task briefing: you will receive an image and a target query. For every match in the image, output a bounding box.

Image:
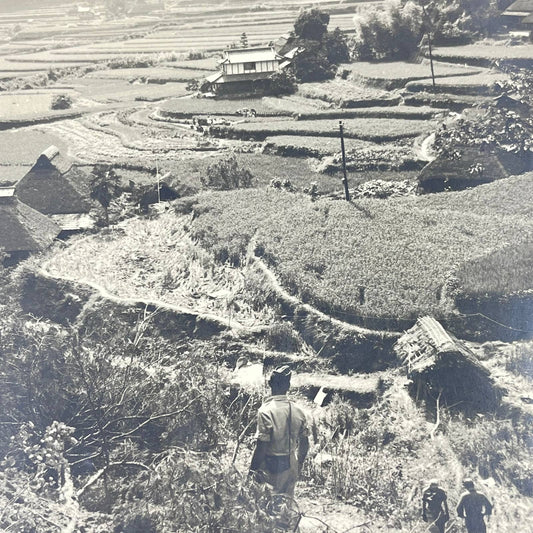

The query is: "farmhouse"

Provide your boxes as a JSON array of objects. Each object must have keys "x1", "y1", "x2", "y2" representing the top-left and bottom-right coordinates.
[
  {"x1": 15, "y1": 146, "x2": 95, "y2": 233},
  {"x1": 501, "y1": 0, "x2": 533, "y2": 29},
  {"x1": 0, "y1": 187, "x2": 60, "y2": 265},
  {"x1": 395, "y1": 316, "x2": 502, "y2": 412},
  {"x1": 203, "y1": 46, "x2": 296, "y2": 95},
  {"x1": 418, "y1": 145, "x2": 529, "y2": 193}
]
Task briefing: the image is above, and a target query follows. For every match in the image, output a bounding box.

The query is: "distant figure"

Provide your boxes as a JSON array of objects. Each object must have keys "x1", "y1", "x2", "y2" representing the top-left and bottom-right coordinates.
[
  {"x1": 457, "y1": 479, "x2": 493, "y2": 533},
  {"x1": 249, "y1": 365, "x2": 309, "y2": 497},
  {"x1": 422, "y1": 479, "x2": 449, "y2": 533}
]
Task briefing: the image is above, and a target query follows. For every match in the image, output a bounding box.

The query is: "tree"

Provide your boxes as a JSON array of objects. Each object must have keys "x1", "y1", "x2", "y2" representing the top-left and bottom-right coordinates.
[
  {"x1": 89, "y1": 165, "x2": 121, "y2": 226},
  {"x1": 201, "y1": 155, "x2": 254, "y2": 190},
  {"x1": 294, "y1": 7, "x2": 330, "y2": 40},
  {"x1": 267, "y1": 70, "x2": 297, "y2": 96},
  {"x1": 290, "y1": 8, "x2": 349, "y2": 82},
  {"x1": 325, "y1": 27, "x2": 351, "y2": 64},
  {"x1": 352, "y1": 0, "x2": 423, "y2": 61}
]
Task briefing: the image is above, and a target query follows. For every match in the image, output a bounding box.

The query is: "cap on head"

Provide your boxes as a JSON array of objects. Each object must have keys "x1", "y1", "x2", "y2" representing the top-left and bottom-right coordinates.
[
  {"x1": 463, "y1": 478, "x2": 475, "y2": 490},
  {"x1": 428, "y1": 479, "x2": 439, "y2": 488},
  {"x1": 269, "y1": 365, "x2": 292, "y2": 388}
]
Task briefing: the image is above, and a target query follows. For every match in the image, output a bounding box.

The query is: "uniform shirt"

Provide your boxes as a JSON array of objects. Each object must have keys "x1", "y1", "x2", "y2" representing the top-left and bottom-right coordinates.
[
  {"x1": 423, "y1": 487, "x2": 447, "y2": 515},
  {"x1": 256, "y1": 395, "x2": 308, "y2": 456},
  {"x1": 457, "y1": 490, "x2": 493, "y2": 518}
]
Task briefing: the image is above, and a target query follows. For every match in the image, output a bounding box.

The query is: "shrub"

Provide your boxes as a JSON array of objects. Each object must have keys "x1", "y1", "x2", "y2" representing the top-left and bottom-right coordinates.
[
  {"x1": 352, "y1": 0, "x2": 423, "y2": 61},
  {"x1": 201, "y1": 154, "x2": 254, "y2": 190},
  {"x1": 50, "y1": 94, "x2": 72, "y2": 110},
  {"x1": 267, "y1": 70, "x2": 297, "y2": 96}
]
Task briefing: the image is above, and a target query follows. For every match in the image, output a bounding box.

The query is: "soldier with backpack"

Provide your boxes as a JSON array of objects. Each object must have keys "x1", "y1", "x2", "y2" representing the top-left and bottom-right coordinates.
[{"x1": 249, "y1": 365, "x2": 309, "y2": 497}]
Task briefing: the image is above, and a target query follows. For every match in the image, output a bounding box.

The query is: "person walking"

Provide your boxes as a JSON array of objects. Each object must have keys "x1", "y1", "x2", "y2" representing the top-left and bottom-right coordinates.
[
  {"x1": 422, "y1": 479, "x2": 449, "y2": 533},
  {"x1": 249, "y1": 365, "x2": 309, "y2": 497},
  {"x1": 457, "y1": 479, "x2": 493, "y2": 533}
]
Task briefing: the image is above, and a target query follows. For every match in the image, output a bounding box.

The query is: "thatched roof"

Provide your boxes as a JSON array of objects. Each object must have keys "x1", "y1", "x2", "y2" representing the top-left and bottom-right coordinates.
[
  {"x1": 395, "y1": 317, "x2": 502, "y2": 412},
  {"x1": 396, "y1": 316, "x2": 485, "y2": 372},
  {"x1": 16, "y1": 146, "x2": 93, "y2": 215},
  {"x1": 418, "y1": 146, "x2": 527, "y2": 193},
  {"x1": 503, "y1": 0, "x2": 533, "y2": 14},
  {"x1": 0, "y1": 188, "x2": 60, "y2": 253}
]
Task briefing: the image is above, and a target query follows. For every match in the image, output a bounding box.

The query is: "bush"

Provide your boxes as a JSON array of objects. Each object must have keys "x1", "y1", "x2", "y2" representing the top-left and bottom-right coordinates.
[
  {"x1": 352, "y1": 0, "x2": 423, "y2": 61},
  {"x1": 267, "y1": 70, "x2": 297, "y2": 96},
  {"x1": 201, "y1": 154, "x2": 254, "y2": 190},
  {"x1": 50, "y1": 94, "x2": 72, "y2": 110}
]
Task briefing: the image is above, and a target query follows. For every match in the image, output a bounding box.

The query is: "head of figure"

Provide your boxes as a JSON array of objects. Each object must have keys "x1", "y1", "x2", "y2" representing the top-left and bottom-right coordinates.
[
  {"x1": 463, "y1": 479, "x2": 475, "y2": 491},
  {"x1": 428, "y1": 479, "x2": 439, "y2": 490},
  {"x1": 268, "y1": 365, "x2": 291, "y2": 395}
]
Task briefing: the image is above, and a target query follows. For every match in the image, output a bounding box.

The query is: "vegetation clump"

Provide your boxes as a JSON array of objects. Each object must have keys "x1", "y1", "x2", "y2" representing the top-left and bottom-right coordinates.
[
  {"x1": 201, "y1": 154, "x2": 254, "y2": 190},
  {"x1": 290, "y1": 8, "x2": 350, "y2": 82},
  {"x1": 352, "y1": 0, "x2": 424, "y2": 61}
]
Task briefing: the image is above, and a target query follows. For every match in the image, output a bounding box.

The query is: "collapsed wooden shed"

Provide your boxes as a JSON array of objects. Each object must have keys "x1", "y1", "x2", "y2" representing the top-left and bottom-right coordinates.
[{"x1": 395, "y1": 316, "x2": 502, "y2": 412}]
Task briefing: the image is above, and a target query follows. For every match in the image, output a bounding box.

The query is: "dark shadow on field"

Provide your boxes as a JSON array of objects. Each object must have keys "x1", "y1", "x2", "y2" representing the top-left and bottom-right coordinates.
[{"x1": 347, "y1": 199, "x2": 374, "y2": 219}]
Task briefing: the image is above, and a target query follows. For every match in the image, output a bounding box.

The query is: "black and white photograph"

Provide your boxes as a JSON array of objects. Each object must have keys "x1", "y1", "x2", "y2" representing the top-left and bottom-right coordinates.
[{"x1": 0, "y1": 0, "x2": 532, "y2": 531}]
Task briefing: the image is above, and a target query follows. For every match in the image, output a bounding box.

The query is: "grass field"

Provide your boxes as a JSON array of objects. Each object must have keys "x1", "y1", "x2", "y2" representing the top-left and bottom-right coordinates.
[{"x1": 176, "y1": 173, "x2": 533, "y2": 324}]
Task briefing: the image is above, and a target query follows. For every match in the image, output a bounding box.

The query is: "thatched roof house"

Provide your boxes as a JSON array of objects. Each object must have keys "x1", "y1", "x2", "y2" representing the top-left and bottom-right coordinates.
[
  {"x1": 395, "y1": 316, "x2": 502, "y2": 412},
  {"x1": 16, "y1": 146, "x2": 94, "y2": 232},
  {"x1": 0, "y1": 187, "x2": 60, "y2": 263},
  {"x1": 502, "y1": 0, "x2": 533, "y2": 28},
  {"x1": 418, "y1": 146, "x2": 528, "y2": 193}
]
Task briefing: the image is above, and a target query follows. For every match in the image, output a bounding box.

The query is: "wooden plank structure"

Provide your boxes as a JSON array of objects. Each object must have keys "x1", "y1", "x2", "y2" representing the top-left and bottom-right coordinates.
[{"x1": 395, "y1": 316, "x2": 503, "y2": 412}]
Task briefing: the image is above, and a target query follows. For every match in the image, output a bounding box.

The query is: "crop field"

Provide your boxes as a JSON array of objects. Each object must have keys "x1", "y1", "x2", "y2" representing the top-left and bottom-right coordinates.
[
  {"x1": 72, "y1": 78, "x2": 190, "y2": 103},
  {"x1": 339, "y1": 60, "x2": 481, "y2": 87},
  {"x1": 162, "y1": 58, "x2": 218, "y2": 71},
  {"x1": 264, "y1": 135, "x2": 417, "y2": 161},
  {"x1": 180, "y1": 176, "x2": 533, "y2": 325},
  {"x1": 298, "y1": 80, "x2": 399, "y2": 107},
  {"x1": 431, "y1": 42, "x2": 533, "y2": 66},
  {"x1": 158, "y1": 97, "x2": 292, "y2": 118},
  {"x1": 0, "y1": 128, "x2": 68, "y2": 164},
  {"x1": 86, "y1": 67, "x2": 208, "y2": 82},
  {"x1": 405, "y1": 71, "x2": 510, "y2": 95},
  {"x1": 220, "y1": 117, "x2": 431, "y2": 142},
  {"x1": 0, "y1": 93, "x2": 54, "y2": 119}
]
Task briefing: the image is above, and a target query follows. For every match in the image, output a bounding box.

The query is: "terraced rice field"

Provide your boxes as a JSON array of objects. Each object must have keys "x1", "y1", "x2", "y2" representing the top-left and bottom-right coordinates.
[
  {"x1": 405, "y1": 71, "x2": 511, "y2": 96},
  {"x1": 339, "y1": 60, "x2": 481, "y2": 88},
  {"x1": 0, "y1": 92, "x2": 54, "y2": 119},
  {"x1": 220, "y1": 117, "x2": 431, "y2": 142},
  {"x1": 431, "y1": 42, "x2": 533, "y2": 66}
]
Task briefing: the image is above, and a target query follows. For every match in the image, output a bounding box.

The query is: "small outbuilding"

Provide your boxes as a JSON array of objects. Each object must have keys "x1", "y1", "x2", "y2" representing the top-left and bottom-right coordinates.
[
  {"x1": 418, "y1": 146, "x2": 529, "y2": 193},
  {"x1": 0, "y1": 187, "x2": 60, "y2": 264},
  {"x1": 395, "y1": 316, "x2": 502, "y2": 413},
  {"x1": 16, "y1": 146, "x2": 95, "y2": 233}
]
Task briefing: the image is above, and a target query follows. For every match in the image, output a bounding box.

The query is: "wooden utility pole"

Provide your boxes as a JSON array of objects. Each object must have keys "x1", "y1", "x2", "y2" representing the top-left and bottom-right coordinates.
[
  {"x1": 339, "y1": 121, "x2": 350, "y2": 201},
  {"x1": 421, "y1": 2, "x2": 436, "y2": 91}
]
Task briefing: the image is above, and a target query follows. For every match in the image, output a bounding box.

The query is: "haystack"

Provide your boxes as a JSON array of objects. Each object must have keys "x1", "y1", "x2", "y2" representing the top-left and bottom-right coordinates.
[{"x1": 395, "y1": 316, "x2": 502, "y2": 412}]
